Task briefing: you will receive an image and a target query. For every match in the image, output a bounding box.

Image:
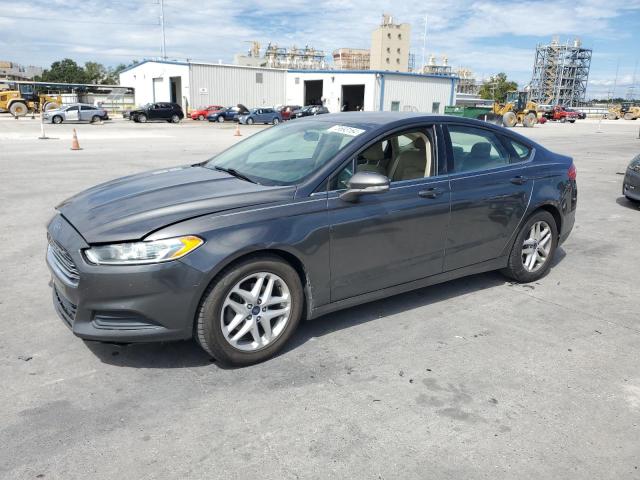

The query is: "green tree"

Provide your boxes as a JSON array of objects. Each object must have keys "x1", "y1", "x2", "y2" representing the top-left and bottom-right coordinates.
[
  {"x1": 84, "y1": 61, "x2": 107, "y2": 84},
  {"x1": 479, "y1": 72, "x2": 518, "y2": 103},
  {"x1": 37, "y1": 58, "x2": 87, "y2": 83}
]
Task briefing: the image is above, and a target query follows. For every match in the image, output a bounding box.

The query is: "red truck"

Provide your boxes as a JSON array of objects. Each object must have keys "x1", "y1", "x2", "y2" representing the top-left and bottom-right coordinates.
[{"x1": 543, "y1": 106, "x2": 580, "y2": 123}]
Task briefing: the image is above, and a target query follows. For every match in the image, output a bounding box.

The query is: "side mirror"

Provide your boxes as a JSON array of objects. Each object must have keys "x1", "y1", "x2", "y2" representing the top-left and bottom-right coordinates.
[{"x1": 339, "y1": 172, "x2": 390, "y2": 202}]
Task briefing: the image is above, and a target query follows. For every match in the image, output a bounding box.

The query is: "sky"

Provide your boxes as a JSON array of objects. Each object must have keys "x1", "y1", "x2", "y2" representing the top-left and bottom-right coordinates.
[{"x1": 1, "y1": 0, "x2": 639, "y2": 99}]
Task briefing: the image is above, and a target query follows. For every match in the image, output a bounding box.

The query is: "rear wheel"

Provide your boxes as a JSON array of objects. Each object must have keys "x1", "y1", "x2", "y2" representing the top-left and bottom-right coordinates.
[
  {"x1": 502, "y1": 111, "x2": 517, "y2": 128},
  {"x1": 170, "y1": 114, "x2": 180, "y2": 123},
  {"x1": 9, "y1": 102, "x2": 28, "y2": 117},
  {"x1": 624, "y1": 113, "x2": 634, "y2": 120},
  {"x1": 523, "y1": 113, "x2": 537, "y2": 128},
  {"x1": 501, "y1": 210, "x2": 558, "y2": 283},
  {"x1": 195, "y1": 255, "x2": 303, "y2": 366},
  {"x1": 90, "y1": 115, "x2": 101, "y2": 123}
]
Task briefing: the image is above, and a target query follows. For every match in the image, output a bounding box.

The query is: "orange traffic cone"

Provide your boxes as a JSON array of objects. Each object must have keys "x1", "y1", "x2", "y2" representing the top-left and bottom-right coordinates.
[
  {"x1": 234, "y1": 123, "x2": 242, "y2": 136},
  {"x1": 71, "y1": 129, "x2": 81, "y2": 150}
]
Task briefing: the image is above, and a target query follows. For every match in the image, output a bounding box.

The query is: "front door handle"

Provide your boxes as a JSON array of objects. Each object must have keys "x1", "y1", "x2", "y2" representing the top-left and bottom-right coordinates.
[
  {"x1": 418, "y1": 187, "x2": 443, "y2": 199},
  {"x1": 510, "y1": 175, "x2": 528, "y2": 185}
]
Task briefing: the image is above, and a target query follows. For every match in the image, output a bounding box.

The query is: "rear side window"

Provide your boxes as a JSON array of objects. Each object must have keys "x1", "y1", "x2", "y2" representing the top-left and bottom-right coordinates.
[
  {"x1": 448, "y1": 125, "x2": 510, "y2": 173},
  {"x1": 508, "y1": 139, "x2": 531, "y2": 161}
]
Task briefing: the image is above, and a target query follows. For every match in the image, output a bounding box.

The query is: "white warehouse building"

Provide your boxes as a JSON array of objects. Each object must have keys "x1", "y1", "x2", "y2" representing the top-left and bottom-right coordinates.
[{"x1": 119, "y1": 60, "x2": 457, "y2": 114}]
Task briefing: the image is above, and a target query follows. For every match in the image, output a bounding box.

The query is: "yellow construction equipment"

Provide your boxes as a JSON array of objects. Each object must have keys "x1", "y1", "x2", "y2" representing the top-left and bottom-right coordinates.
[
  {"x1": 606, "y1": 103, "x2": 640, "y2": 120},
  {"x1": 486, "y1": 91, "x2": 539, "y2": 128},
  {"x1": 0, "y1": 83, "x2": 61, "y2": 116}
]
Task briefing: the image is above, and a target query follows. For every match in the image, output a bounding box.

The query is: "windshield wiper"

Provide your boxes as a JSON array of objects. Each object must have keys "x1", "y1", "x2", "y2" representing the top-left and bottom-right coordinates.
[{"x1": 214, "y1": 166, "x2": 257, "y2": 184}]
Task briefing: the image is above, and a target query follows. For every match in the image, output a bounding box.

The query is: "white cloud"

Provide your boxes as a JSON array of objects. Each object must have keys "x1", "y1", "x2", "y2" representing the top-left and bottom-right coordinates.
[{"x1": 1, "y1": 0, "x2": 638, "y2": 92}]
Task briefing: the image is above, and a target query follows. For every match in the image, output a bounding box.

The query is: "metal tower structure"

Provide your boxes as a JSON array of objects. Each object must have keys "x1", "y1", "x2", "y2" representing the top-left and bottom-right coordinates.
[{"x1": 529, "y1": 37, "x2": 592, "y2": 107}]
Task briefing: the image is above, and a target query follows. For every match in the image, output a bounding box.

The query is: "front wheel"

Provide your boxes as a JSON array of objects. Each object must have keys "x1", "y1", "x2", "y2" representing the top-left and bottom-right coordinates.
[
  {"x1": 198, "y1": 115, "x2": 205, "y2": 121},
  {"x1": 52, "y1": 115, "x2": 63, "y2": 124},
  {"x1": 217, "y1": 116, "x2": 225, "y2": 123},
  {"x1": 246, "y1": 117, "x2": 254, "y2": 125},
  {"x1": 195, "y1": 255, "x2": 303, "y2": 366},
  {"x1": 136, "y1": 114, "x2": 147, "y2": 123},
  {"x1": 501, "y1": 210, "x2": 558, "y2": 283},
  {"x1": 272, "y1": 117, "x2": 280, "y2": 125}
]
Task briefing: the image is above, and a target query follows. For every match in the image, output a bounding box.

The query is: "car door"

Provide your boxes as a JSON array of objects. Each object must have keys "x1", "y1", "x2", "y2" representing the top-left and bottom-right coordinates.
[
  {"x1": 79, "y1": 105, "x2": 94, "y2": 121},
  {"x1": 327, "y1": 125, "x2": 451, "y2": 301},
  {"x1": 65, "y1": 106, "x2": 79, "y2": 121},
  {"x1": 442, "y1": 123, "x2": 534, "y2": 271}
]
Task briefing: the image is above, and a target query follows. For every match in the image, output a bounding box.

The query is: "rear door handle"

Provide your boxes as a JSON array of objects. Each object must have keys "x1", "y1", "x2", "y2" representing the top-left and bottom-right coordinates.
[
  {"x1": 418, "y1": 187, "x2": 444, "y2": 199},
  {"x1": 510, "y1": 175, "x2": 528, "y2": 185}
]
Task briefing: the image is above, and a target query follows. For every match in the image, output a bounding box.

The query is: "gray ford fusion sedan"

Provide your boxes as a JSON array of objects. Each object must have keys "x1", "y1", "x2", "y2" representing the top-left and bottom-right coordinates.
[{"x1": 47, "y1": 113, "x2": 577, "y2": 365}]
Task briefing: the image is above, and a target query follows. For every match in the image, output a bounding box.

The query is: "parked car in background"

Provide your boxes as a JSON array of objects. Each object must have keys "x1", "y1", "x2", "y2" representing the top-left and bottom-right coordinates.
[
  {"x1": 623, "y1": 153, "x2": 640, "y2": 203},
  {"x1": 293, "y1": 105, "x2": 329, "y2": 118},
  {"x1": 278, "y1": 105, "x2": 301, "y2": 120},
  {"x1": 191, "y1": 105, "x2": 224, "y2": 121},
  {"x1": 543, "y1": 106, "x2": 579, "y2": 123},
  {"x1": 129, "y1": 103, "x2": 184, "y2": 123},
  {"x1": 46, "y1": 112, "x2": 577, "y2": 366},
  {"x1": 565, "y1": 108, "x2": 586, "y2": 120},
  {"x1": 238, "y1": 108, "x2": 282, "y2": 125},
  {"x1": 44, "y1": 103, "x2": 109, "y2": 124},
  {"x1": 207, "y1": 105, "x2": 249, "y2": 123}
]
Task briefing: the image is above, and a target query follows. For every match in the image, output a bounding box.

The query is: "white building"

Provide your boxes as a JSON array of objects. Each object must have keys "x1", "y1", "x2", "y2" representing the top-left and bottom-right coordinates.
[{"x1": 119, "y1": 60, "x2": 456, "y2": 114}]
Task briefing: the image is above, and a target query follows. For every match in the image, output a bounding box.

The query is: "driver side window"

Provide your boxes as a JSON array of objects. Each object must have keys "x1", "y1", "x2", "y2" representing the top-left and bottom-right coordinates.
[{"x1": 329, "y1": 128, "x2": 435, "y2": 190}]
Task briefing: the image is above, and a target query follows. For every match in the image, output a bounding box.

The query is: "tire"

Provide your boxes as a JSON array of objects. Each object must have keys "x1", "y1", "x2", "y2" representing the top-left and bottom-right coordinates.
[
  {"x1": 272, "y1": 117, "x2": 280, "y2": 125},
  {"x1": 198, "y1": 115, "x2": 205, "y2": 121},
  {"x1": 170, "y1": 114, "x2": 180, "y2": 123},
  {"x1": 9, "y1": 102, "x2": 28, "y2": 117},
  {"x1": 502, "y1": 111, "x2": 517, "y2": 128},
  {"x1": 217, "y1": 116, "x2": 225, "y2": 123},
  {"x1": 569, "y1": 119, "x2": 575, "y2": 123},
  {"x1": 246, "y1": 117, "x2": 254, "y2": 125},
  {"x1": 52, "y1": 115, "x2": 63, "y2": 124},
  {"x1": 196, "y1": 255, "x2": 304, "y2": 366},
  {"x1": 624, "y1": 113, "x2": 634, "y2": 120},
  {"x1": 501, "y1": 210, "x2": 558, "y2": 283},
  {"x1": 560, "y1": 117, "x2": 566, "y2": 123},
  {"x1": 523, "y1": 113, "x2": 537, "y2": 128},
  {"x1": 90, "y1": 115, "x2": 101, "y2": 123},
  {"x1": 137, "y1": 114, "x2": 147, "y2": 123},
  {"x1": 43, "y1": 102, "x2": 59, "y2": 112}
]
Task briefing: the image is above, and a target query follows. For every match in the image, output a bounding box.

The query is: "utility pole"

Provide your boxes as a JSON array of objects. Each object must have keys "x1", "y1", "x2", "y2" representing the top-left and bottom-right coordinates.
[
  {"x1": 159, "y1": 0, "x2": 167, "y2": 59},
  {"x1": 421, "y1": 15, "x2": 427, "y2": 72}
]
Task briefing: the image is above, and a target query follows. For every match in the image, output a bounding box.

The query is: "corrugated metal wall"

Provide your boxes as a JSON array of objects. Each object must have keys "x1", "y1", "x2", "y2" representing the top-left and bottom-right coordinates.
[
  {"x1": 381, "y1": 75, "x2": 454, "y2": 113},
  {"x1": 190, "y1": 63, "x2": 286, "y2": 108}
]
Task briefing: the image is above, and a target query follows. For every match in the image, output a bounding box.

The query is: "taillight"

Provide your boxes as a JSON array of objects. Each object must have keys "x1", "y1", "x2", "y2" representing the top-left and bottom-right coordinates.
[{"x1": 568, "y1": 163, "x2": 577, "y2": 180}]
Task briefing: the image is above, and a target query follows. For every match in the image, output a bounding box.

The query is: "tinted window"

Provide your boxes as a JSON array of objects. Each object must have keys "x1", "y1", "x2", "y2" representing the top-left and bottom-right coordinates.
[
  {"x1": 80, "y1": 105, "x2": 96, "y2": 111},
  {"x1": 509, "y1": 138, "x2": 531, "y2": 161},
  {"x1": 66, "y1": 106, "x2": 78, "y2": 111},
  {"x1": 448, "y1": 125, "x2": 510, "y2": 173}
]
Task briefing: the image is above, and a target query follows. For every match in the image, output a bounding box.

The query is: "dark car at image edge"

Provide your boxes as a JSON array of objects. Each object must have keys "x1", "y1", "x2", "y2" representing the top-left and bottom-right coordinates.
[
  {"x1": 46, "y1": 113, "x2": 577, "y2": 366},
  {"x1": 623, "y1": 154, "x2": 640, "y2": 203},
  {"x1": 129, "y1": 102, "x2": 184, "y2": 123}
]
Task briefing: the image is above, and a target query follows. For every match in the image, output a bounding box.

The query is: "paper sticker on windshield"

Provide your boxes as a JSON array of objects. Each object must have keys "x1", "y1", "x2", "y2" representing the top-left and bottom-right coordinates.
[{"x1": 327, "y1": 125, "x2": 366, "y2": 137}]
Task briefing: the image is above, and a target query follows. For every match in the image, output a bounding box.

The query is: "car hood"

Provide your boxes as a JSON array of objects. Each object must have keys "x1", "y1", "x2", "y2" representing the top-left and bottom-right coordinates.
[{"x1": 57, "y1": 165, "x2": 295, "y2": 243}]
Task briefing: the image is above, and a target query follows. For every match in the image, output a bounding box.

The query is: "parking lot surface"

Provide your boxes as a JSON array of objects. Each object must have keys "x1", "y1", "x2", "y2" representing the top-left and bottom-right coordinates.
[{"x1": 1, "y1": 116, "x2": 639, "y2": 479}]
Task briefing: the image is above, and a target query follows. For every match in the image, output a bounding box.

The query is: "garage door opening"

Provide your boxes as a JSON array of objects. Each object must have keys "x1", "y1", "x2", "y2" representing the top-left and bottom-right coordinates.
[
  {"x1": 170, "y1": 76, "x2": 182, "y2": 108},
  {"x1": 341, "y1": 84, "x2": 365, "y2": 111},
  {"x1": 304, "y1": 80, "x2": 323, "y2": 106}
]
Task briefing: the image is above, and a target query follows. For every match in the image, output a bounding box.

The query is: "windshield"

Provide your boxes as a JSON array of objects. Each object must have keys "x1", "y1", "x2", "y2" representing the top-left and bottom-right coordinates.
[{"x1": 204, "y1": 120, "x2": 367, "y2": 185}]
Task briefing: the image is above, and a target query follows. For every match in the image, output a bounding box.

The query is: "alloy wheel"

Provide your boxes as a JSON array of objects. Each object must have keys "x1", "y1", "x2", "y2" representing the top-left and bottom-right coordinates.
[
  {"x1": 220, "y1": 272, "x2": 291, "y2": 351},
  {"x1": 521, "y1": 220, "x2": 552, "y2": 272}
]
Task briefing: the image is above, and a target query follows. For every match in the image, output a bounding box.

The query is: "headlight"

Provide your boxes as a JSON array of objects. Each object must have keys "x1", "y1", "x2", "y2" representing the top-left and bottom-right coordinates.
[{"x1": 84, "y1": 235, "x2": 203, "y2": 265}]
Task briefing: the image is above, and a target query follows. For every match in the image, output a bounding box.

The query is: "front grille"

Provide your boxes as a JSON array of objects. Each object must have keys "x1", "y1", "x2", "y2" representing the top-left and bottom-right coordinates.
[
  {"x1": 54, "y1": 286, "x2": 77, "y2": 326},
  {"x1": 47, "y1": 235, "x2": 80, "y2": 286}
]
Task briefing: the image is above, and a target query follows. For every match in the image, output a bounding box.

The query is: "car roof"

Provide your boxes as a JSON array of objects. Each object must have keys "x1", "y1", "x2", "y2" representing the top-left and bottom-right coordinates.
[{"x1": 297, "y1": 112, "x2": 544, "y2": 148}]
